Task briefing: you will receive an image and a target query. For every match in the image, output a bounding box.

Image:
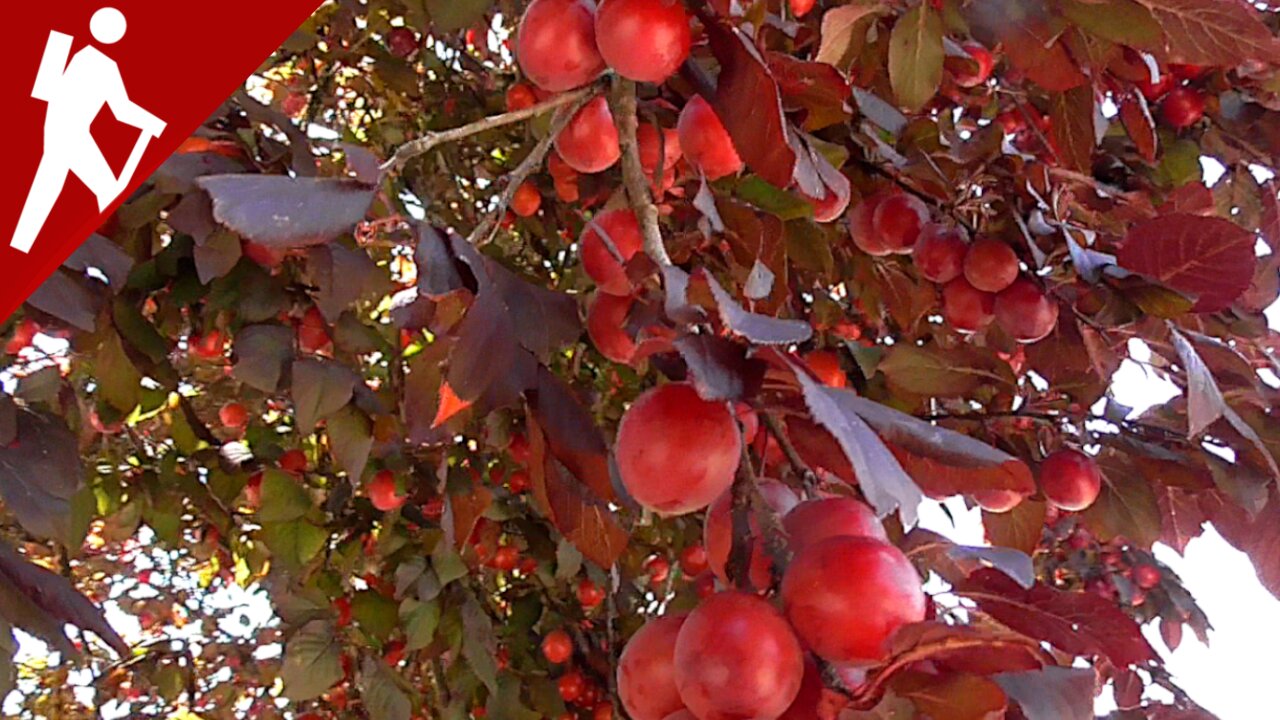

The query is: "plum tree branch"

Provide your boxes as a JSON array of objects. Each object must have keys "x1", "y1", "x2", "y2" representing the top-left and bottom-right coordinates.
[
  {"x1": 610, "y1": 77, "x2": 673, "y2": 267},
  {"x1": 380, "y1": 85, "x2": 594, "y2": 173}
]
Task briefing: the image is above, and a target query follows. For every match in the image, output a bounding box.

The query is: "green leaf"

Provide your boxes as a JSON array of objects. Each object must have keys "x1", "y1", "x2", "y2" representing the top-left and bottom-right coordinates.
[
  {"x1": 281, "y1": 620, "x2": 343, "y2": 701},
  {"x1": 486, "y1": 675, "x2": 541, "y2": 720},
  {"x1": 784, "y1": 220, "x2": 835, "y2": 275},
  {"x1": 352, "y1": 589, "x2": 399, "y2": 642},
  {"x1": 879, "y1": 345, "x2": 1010, "y2": 397},
  {"x1": 328, "y1": 406, "x2": 374, "y2": 479},
  {"x1": 293, "y1": 358, "x2": 357, "y2": 431},
  {"x1": 260, "y1": 520, "x2": 328, "y2": 571},
  {"x1": 735, "y1": 177, "x2": 814, "y2": 220},
  {"x1": 155, "y1": 664, "x2": 186, "y2": 703},
  {"x1": 401, "y1": 598, "x2": 441, "y2": 651},
  {"x1": 432, "y1": 540, "x2": 469, "y2": 586},
  {"x1": 888, "y1": 4, "x2": 944, "y2": 112},
  {"x1": 255, "y1": 470, "x2": 313, "y2": 523},
  {"x1": 95, "y1": 330, "x2": 143, "y2": 414},
  {"x1": 360, "y1": 655, "x2": 413, "y2": 720},
  {"x1": 426, "y1": 0, "x2": 492, "y2": 32},
  {"x1": 816, "y1": 1, "x2": 887, "y2": 70}
]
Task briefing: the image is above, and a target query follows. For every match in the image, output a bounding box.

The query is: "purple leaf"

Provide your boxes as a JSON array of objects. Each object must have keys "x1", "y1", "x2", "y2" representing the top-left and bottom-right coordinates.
[
  {"x1": 993, "y1": 667, "x2": 1094, "y2": 720},
  {"x1": 414, "y1": 224, "x2": 468, "y2": 298},
  {"x1": 674, "y1": 334, "x2": 765, "y2": 402},
  {"x1": 705, "y1": 272, "x2": 812, "y2": 345},
  {"x1": 197, "y1": 175, "x2": 376, "y2": 248},
  {"x1": 0, "y1": 412, "x2": 84, "y2": 545},
  {"x1": 0, "y1": 542, "x2": 130, "y2": 657}
]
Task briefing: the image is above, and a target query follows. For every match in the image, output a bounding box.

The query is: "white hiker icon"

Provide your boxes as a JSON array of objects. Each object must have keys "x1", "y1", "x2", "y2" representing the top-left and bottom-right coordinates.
[{"x1": 11, "y1": 7, "x2": 167, "y2": 253}]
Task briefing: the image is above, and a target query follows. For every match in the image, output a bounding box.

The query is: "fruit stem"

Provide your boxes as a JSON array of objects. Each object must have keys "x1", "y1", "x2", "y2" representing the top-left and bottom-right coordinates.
[
  {"x1": 609, "y1": 77, "x2": 674, "y2": 267},
  {"x1": 380, "y1": 85, "x2": 596, "y2": 173}
]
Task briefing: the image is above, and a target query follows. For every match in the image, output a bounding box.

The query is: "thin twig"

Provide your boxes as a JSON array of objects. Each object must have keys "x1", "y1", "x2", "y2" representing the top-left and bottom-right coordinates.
[
  {"x1": 761, "y1": 413, "x2": 818, "y2": 493},
  {"x1": 380, "y1": 86, "x2": 595, "y2": 173},
  {"x1": 466, "y1": 91, "x2": 595, "y2": 247},
  {"x1": 610, "y1": 77, "x2": 673, "y2": 267}
]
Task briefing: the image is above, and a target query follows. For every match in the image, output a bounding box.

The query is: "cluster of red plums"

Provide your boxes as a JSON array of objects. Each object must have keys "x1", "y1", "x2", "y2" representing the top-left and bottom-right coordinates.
[
  {"x1": 850, "y1": 189, "x2": 1060, "y2": 343},
  {"x1": 603, "y1": 382, "x2": 924, "y2": 720}
]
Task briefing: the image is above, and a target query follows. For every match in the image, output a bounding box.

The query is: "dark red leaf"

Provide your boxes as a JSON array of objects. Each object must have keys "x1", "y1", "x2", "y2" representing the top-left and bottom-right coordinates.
[
  {"x1": 1116, "y1": 213, "x2": 1257, "y2": 312},
  {"x1": 447, "y1": 291, "x2": 519, "y2": 403},
  {"x1": 1118, "y1": 89, "x2": 1158, "y2": 162},
  {"x1": 704, "y1": 272, "x2": 812, "y2": 345},
  {"x1": 887, "y1": 622, "x2": 1046, "y2": 676},
  {"x1": 198, "y1": 175, "x2": 376, "y2": 248},
  {"x1": 526, "y1": 367, "x2": 615, "y2": 503},
  {"x1": 673, "y1": 334, "x2": 765, "y2": 402},
  {"x1": 983, "y1": 500, "x2": 1048, "y2": 556},
  {"x1": 0, "y1": 412, "x2": 85, "y2": 545},
  {"x1": 414, "y1": 224, "x2": 468, "y2": 299},
  {"x1": 956, "y1": 568, "x2": 1157, "y2": 667},
  {"x1": 1048, "y1": 86, "x2": 1096, "y2": 173},
  {"x1": 766, "y1": 53, "x2": 852, "y2": 130},
  {"x1": 486, "y1": 259, "x2": 582, "y2": 362},
  {"x1": 1202, "y1": 488, "x2": 1280, "y2": 601},
  {"x1": 1138, "y1": 0, "x2": 1280, "y2": 65},
  {"x1": 993, "y1": 667, "x2": 1095, "y2": 720},
  {"x1": 967, "y1": 0, "x2": 1086, "y2": 91},
  {"x1": 704, "y1": 19, "x2": 797, "y2": 187},
  {"x1": 0, "y1": 542, "x2": 130, "y2": 658}
]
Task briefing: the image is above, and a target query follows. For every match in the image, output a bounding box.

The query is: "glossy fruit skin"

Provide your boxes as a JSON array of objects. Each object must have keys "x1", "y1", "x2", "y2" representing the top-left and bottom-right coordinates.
[
  {"x1": 951, "y1": 43, "x2": 995, "y2": 88},
  {"x1": 616, "y1": 383, "x2": 741, "y2": 515},
  {"x1": 804, "y1": 349, "x2": 847, "y2": 388},
  {"x1": 848, "y1": 192, "x2": 892, "y2": 256},
  {"x1": 279, "y1": 449, "x2": 308, "y2": 474},
  {"x1": 1160, "y1": 87, "x2": 1205, "y2": 129},
  {"x1": 581, "y1": 209, "x2": 644, "y2": 295},
  {"x1": 387, "y1": 27, "x2": 418, "y2": 59},
  {"x1": 680, "y1": 544, "x2": 709, "y2": 576},
  {"x1": 705, "y1": 479, "x2": 799, "y2": 587},
  {"x1": 559, "y1": 671, "x2": 587, "y2": 703},
  {"x1": 595, "y1": 0, "x2": 691, "y2": 84},
  {"x1": 557, "y1": 96, "x2": 621, "y2": 173},
  {"x1": 517, "y1": 0, "x2": 605, "y2": 91},
  {"x1": 506, "y1": 83, "x2": 538, "y2": 112},
  {"x1": 662, "y1": 712, "x2": 697, "y2": 720},
  {"x1": 872, "y1": 192, "x2": 930, "y2": 254},
  {"x1": 618, "y1": 614, "x2": 687, "y2": 720},
  {"x1": 810, "y1": 189, "x2": 850, "y2": 223},
  {"x1": 963, "y1": 238, "x2": 1020, "y2": 293},
  {"x1": 1133, "y1": 563, "x2": 1162, "y2": 590},
  {"x1": 914, "y1": 223, "x2": 968, "y2": 283},
  {"x1": 512, "y1": 181, "x2": 542, "y2": 217},
  {"x1": 542, "y1": 630, "x2": 574, "y2": 664},
  {"x1": 678, "y1": 95, "x2": 743, "y2": 181},
  {"x1": 673, "y1": 592, "x2": 804, "y2": 720},
  {"x1": 1040, "y1": 449, "x2": 1103, "y2": 512},
  {"x1": 783, "y1": 536, "x2": 925, "y2": 664},
  {"x1": 646, "y1": 556, "x2": 672, "y2": 584},
  {"x1": 789, "y1": 0, "x2": 816, "y2": 17},
  {"x1": 587, "y1": 292, "x2": 639, "y2": 363},
  {"x1": 778, "y1": 655, "x2": 826, "y2": 720},
  {"x1": 782, "y1": 497, "x2": 886, "y2": 553},
  {"x1": 638, "y1": 124, "x2": 682, "y2": 174},
  {"x1": 578, "y1": 578, "x2": 606, "y2": 608},
  {"x1": 490, "y1": 546, "x2": 519, "y2": 571},
  {"x1": 369, "y1": 470, "x2": 406, "y2": 511},
  {"x1": 942, "y1": 277, "x2": 996, "y2": 333},
  {"x1": 1136, "y1": 74, "x2": 1175, "y2": 101},
  {"x1": 973, "y1": 488, "x2": 1024, "y2": 513},
  {"x1": 995, "y1": 278, "x2": 1059, "y2": 343},
  {"x1": 219, "y1": 402, "x2": 249, "y2": 429}
]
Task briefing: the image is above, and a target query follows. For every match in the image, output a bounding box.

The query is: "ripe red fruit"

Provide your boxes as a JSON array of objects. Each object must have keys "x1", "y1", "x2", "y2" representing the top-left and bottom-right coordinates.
[
  {"x1": 506, "y1": 83, "x2": 538, "y2": 112},
  {"x1": 803, "y1": 349, "x2": 846, "y2": 388},
  {"x1": 778, "y1": 655, "x2": 828, "y2": 720},
  {"x1": 782, "y1": 498, "x2": 886, "y2": 553},
  {"x1": 219, "y1": 402, "x2": 249, "y2": 429},
  {"x1": 512, "y1": 181, "x2": 542, "y2": 217},
  {"x1": 369, "y1": 470, "x2": 407, "y2": 511},
  {"x1": 581, "y1": 209, "x2": 644, "y2": 295},
  {"x1": 588, "y1": 293, "x2": 639, "y2": 364},
  {"x1": 507, "y1": 469, "x2": 531, "y2": 494},
  {"x1": 680, "y1": 544, "x2": 709, "y2": 576},
  {"x1": 244, "y1": 472, "x2": 263, "y2": 507},
  {"x1": 782, "y1": 536, "x2": 925, "y2": 664},
  {"x1": 942, "y1": 277, "x2": 996, "y2": 333},
  {"x1": 578, "y1": 578, "x2": 606, "y2": 609},
  {"x1": 638, "y1": 124, "x2": 682, "y2": 176},
  {"x1": 334, "y1": 596, "x2": 352, "y2": 627},
  {"x1": 542, "y1": 629, "x2": 574, "y2": 664},
  {"x1": 616, "y1": 383, "x2": 741, "y2": 515},
  {"x1": 872, "y1": 193, "x2": 930, "y2": 254},
  {"x1": 559, "y1": 670, "x2": 587, "y2": 703},
  {"x1": 950, "y1": 43, "x2": 995, "y2": 88},
  {"x1": 663, "y1": 712, "x2": 697, "y2": 720},
  {"x1": 189, "y1": 330, "x2": 225, "y2": 360},
  {"x1": 848, "y1": 191, "x2": 928, "y2": 256},
  {"x1": 595, "y1": 0, "x2": 691, "y2": 84},
  {"x1": 1039, "y1": 448, "x2": 1103, "y2": 512},
  {"x1": 963, "y1": 238, "x2": 1020, "y2": 293},
  {"x1": 914, "y1": 223, "x2": 968, "y2": 283},
  {"x1": 677, "y1": 95, "x2": 743, "y2": 181},
  {"x1": 995, "y1": 278, "x2": 1059, "y2": 343},
  {"x1": 973, "y1": 489, "x2": 1025, "y2": 513},
  {"x1": 1136, "y1": 73, "x2": 1175, "y2": 101},
  {"x1": 789, "y1": 0, "x2": 816, "y2": 18},
  {"x1": 705, "y1": 479, "x2": 799, "y2": 588},
  {"x1": 1133, "y1": 563, "x2": 1162, "y2": 590},
  {"x1": 673, "y1": 592, "x2": 804, "y2": 720},
  {"x1": 1160, "y1": 87, "x2": 1205, "y2": 129},
  {"x1": 734, "y1": 403, "x2": 759, "y2": 444},
  {"x1": 645, "y1": 556, "x2": 671, "y2": 585},
  {"x1": 556, "y1": 95, "x2": 621, "y2": 173},
  {"x1": 387, "y1": 27, "x2": 418, "y2": 59},
  {"x1": 692, "y1": 571, "x2": 717, "y2": 598},
  {"x1": 491, "y1": 546, "x2": 520, "y2": 571},
  {"x1": 618, "y1": 613, "x2": 687, "y2": 720},
  {"x1": 517, "y1": 0, "x2": 605, "y2": 91},
  {"x1": 298, "y1": 307, "x2": 331, "y2": 354},
  {"x1": 1170, "y1": 64, "x2": 1208, "y2": 81},
  {"x1": 593, "y1": 704, "x2": 613, "y2": 720},
  {"x1": 279, "y1": 449, "x2": 308, "y2": 474}
]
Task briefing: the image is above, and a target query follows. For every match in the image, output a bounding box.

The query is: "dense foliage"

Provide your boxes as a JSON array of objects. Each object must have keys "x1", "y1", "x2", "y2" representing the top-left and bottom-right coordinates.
[{"x1": 3, "y1": 0, "x2": 1280, "y2": 718}]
